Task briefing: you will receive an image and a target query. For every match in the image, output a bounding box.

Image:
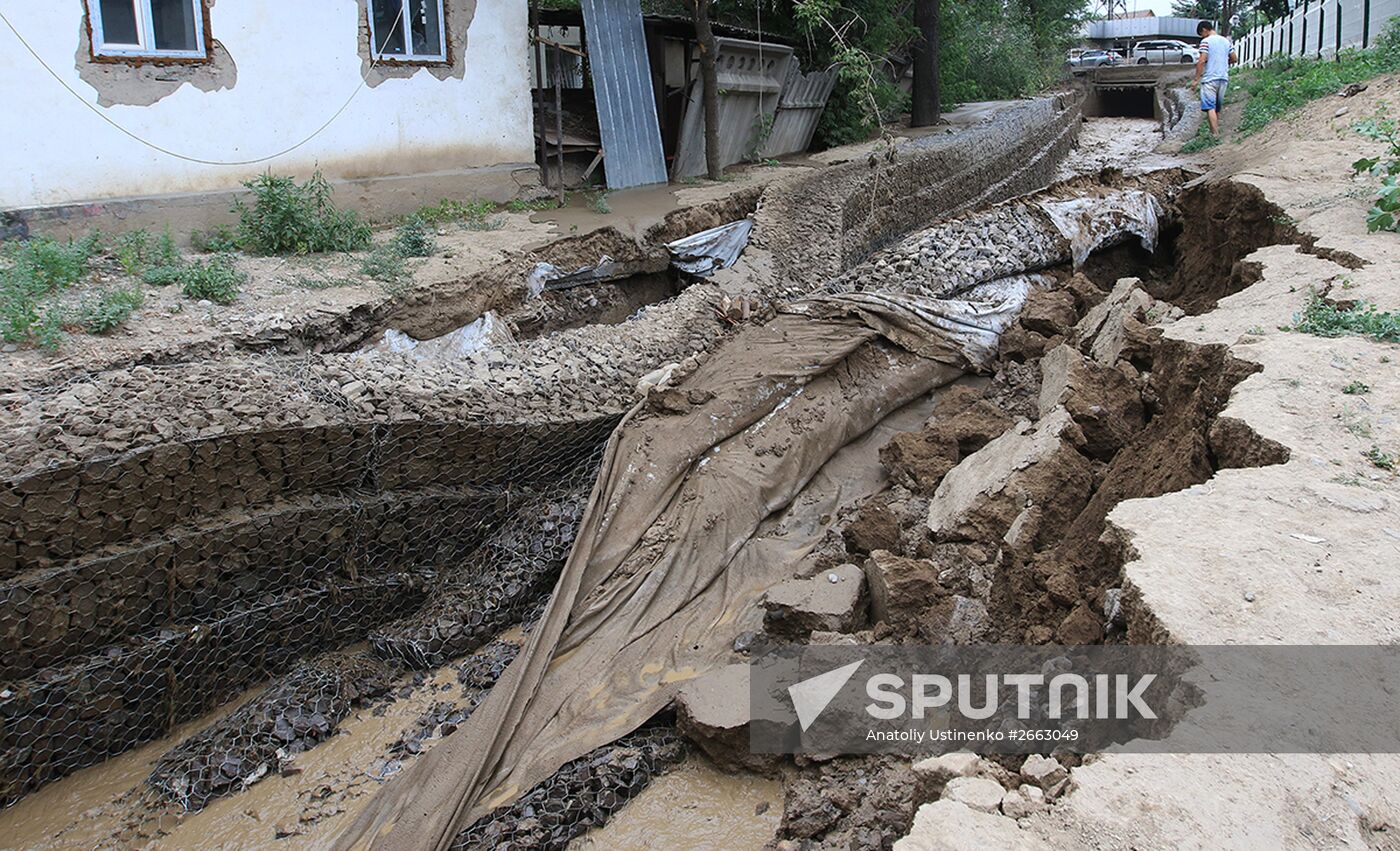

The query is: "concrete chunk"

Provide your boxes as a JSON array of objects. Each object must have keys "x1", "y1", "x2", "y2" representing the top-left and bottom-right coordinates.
[
  {"x1": 1072, "y1": 277, "x2": 1155, "y2": 366},
  {"x1": 895, "y1": 800, "x2": 1051, "y2": 850},
  {"x1": 675, "y1": 663, "x2": 778, "y2": 774},
  {"x1": 763, "y1": 563, "x2": 867, "y2": 638},
  {"x1": 1019, "y1": 754, "x2": 1069, "y2": 792},
  {"x1": 1038, "y1": 343, "x2": 1145, "y2": 460},
  {"x1": 1000, "y1": 784, "x2": 1047, "y2": 819},
  {"x1": 942, "y1": 776, "x2": 1011, "y2": 813}
]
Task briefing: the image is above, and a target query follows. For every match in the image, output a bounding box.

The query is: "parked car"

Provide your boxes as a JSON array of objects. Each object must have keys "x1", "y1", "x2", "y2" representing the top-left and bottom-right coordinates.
[
  {"x1": 1129, "y1": 40, "x2": 1200, "y2": 64},
  {"x1": 1067, "y1": 49, "x2": 1125, "y2": 69}
]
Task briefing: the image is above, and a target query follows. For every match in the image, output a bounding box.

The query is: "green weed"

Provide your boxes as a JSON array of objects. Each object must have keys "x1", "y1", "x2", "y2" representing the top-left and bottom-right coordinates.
[
  {"x1": 393, "y1": 216, "x2": 436, "y2": 258},
  {"x1": 76, "y1": 286, "x2": 144, "y2": 334},
  {"x1": 415, "y1": 198, "x2": 501, "y2": 230},
  {"x1": 504, "y1": 198, "x2": 559, "y2": 213},
  {"x1": 1343, "y1": 380, "x2": 1371, "y2": 395},
  {"x1": 1288, "y1": 291, "x2": 1400, "y2": 342},
  {"x1": 1364, "y1": 445, "x2": 1396, "y2": 470},
  {"x1": 179, "y1": 254, "x2": 245, "y2": 304},
  {"x1": 359, "y1": 244, "x2": 408, "y2": 285},
  {"x1": 113, "y1": 228, "x2": 179, "y2": 276},
  {"x1": 234, "y1": 170, "x2": 372, "y2": 255},
  {"x1": 1180, "y1": 123, "x2": 1222, "y2": 154}
]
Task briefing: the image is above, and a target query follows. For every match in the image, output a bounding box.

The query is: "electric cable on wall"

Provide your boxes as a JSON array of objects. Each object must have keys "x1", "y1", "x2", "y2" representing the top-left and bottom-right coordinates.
[{"x1": 0, "y1": 4, "x2": 405, "y2": 167}]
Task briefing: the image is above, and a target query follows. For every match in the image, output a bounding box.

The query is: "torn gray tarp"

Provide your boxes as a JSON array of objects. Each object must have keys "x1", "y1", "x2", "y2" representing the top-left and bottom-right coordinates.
[
  {"x1": 332, "y1": 287, "x2": 1029, "y2": 851},
  {"x1": 527, "y1": 256, "x2": 630, "y2": 295},
  {"x1": 1037, "y1": 189, "x2": 1162, "y2": 269},
  {"x1": 666, "y1": 218, "x2": 754, "y2": 277}
]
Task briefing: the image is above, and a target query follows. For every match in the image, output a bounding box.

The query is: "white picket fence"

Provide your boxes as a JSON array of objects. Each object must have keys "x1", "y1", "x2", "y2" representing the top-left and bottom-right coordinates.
[{"x1": 1238, "y1": 0, "x2": 1400, "y2": 65}]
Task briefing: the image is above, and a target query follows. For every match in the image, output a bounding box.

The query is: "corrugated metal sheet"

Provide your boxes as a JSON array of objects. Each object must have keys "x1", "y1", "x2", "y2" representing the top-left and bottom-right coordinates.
[
  {"x1": 578, "y1": 0, "x2": 667, "y2": 189},
  {"x1": 672, "y1": 37, "x2": 795, "y2": 179},
  {"x1": 760, "y1": 64, "x2": 839, "y2": 158}
]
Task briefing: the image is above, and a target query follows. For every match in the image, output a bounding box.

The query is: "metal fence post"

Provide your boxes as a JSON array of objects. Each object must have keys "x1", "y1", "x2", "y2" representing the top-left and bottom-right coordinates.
[
  {"x1": 1364, "y1": 0, "x2": 1372, "y2": 47},
  {"x1": 1336, "y1": 0, "x2": 1343, "y2": 55}
]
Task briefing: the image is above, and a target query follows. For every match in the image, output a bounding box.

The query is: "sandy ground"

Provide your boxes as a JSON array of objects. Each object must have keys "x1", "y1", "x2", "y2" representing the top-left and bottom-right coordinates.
[{"x1": 900, "y1": 78, "x2": 1400, "y2": 851}]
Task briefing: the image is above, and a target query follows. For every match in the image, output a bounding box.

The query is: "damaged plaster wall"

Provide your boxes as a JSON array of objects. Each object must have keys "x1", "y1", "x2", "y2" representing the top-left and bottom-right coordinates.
[
  {"x1": 356, "y1": 0, "x2": 476, "y2": 85},
  {"x1": 0, "y1": 0, "x2": 531, "y2": 211},
  {"x1": 74, "y1": 0, "x2": 237, "y2": 107}
]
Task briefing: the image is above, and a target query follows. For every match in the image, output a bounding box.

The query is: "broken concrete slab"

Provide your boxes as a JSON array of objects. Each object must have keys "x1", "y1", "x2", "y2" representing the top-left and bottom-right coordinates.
[
  {"x1": 1038, "y1": 343, "x2": 1145, "y2": 460},
  {"x1": 1020, "y1": 754, "x2": 1070, "y2": 795},
  {"x1": 941, "y1": 776, "x2": 1006, "y2": 813},
  {"x1": 763, "y1": 563, "x2": 867, "y2": 639},
  {"x1": 926, "y1": 409, "x2": 1092, "y2": 552},
  {"x1": 1018, "y1": 289, "x2": 1079, "y2": 338},
  {"x1": 1000, "y1": 784, "x2": 1047, "y2": 819},
  {"x1": 1073, "y1": 277, "x2": 1156, "y2": 366},
  {"x1": 895, "y1": 800, "x2": 1051, "y2": 851},
  {"x1": 674, "y1": 663, "x2": 779, "y2": 774}
]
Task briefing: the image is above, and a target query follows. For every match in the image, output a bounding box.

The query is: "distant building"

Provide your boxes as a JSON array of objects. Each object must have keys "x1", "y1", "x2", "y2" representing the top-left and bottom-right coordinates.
[{"x1": 1085, "y1": 15, "x2": 1206, "y2": 46}]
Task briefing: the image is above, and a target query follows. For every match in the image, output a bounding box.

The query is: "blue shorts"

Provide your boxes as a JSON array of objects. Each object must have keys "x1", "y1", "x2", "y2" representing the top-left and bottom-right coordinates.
[{"x1": 1200, "y1": 79, "x2": 1227, "y2": 112}]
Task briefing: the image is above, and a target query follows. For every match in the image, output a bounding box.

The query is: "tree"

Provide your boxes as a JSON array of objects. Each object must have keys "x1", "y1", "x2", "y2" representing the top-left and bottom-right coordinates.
[
  {"x1": 911, "y1": 0, "x2": 941, "y2": 126},
  {"x1": 683, "y1": 0, "x2": 723, "y2": 179}
]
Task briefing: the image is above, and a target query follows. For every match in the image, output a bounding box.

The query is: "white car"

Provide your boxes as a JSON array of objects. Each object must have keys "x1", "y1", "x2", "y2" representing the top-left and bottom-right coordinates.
[{"x1": 1130, "y1": 39, "x2": 1200, "y2": 64}]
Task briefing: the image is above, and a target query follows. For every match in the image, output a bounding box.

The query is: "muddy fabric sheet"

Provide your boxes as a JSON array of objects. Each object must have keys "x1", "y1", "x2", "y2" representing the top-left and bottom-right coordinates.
[{"x1": 332, "y1": 291, "x2": 1026, "y2": 850}]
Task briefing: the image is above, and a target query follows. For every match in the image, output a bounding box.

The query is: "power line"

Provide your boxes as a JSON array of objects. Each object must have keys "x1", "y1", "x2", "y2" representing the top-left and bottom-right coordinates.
[{"x1": 0, "y1": 4, "x2": 404, "y2": 167}]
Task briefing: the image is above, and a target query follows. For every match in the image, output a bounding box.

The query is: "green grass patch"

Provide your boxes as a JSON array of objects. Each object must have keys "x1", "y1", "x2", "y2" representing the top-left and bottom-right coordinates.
[
  {"x1": 414, "y1": 198, "x2": 502, "y2": 230},
  {"x1": 504, "y1": 198, "x2": 560, "y2": 213},
  {"x1": 1233, "y1": 23, "x2": 1400, "y2": 138},
  {"x1": 235, "y1": 170, "x2": 372, "y2": 255},
  {"x1": 0, "y1": 233, "x2": 101, "y2": 344},
  {"x1": 112, "y1": 228, "x2": 179, "y2": 276},
  {"x1": 359, "y1": 244, "x2": 409, "y2": 286},
  {"x1": 1343, "y1": 380, "x2": 1372, "y2": 395},
  {"x1": 1288, "y1": 291, "x2": 1400, "y2": 342},
  {"x1": 1180, "y1": 123, "x2": 1223, "y2": 154},
  {"x1": 189, "y1": 225, "x2": 239, "y2": 254},
  {"x1": 1365, "y1": 445, "x2": 1396, "y2": 470}
]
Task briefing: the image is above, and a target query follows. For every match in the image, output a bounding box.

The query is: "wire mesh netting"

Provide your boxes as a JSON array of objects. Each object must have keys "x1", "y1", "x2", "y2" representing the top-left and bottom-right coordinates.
[
  {"x1": 449, "y1": 721, "x2": 687, "y2": 851},
  {"x1": 0, "y1": 356, "x2": 616, "y2": 808}
]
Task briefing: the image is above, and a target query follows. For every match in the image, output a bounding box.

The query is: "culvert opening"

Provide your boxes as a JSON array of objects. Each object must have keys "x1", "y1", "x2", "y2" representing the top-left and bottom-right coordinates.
[{"x1": 1085, "y1": 85, "x2": 1158, "y2": 119}]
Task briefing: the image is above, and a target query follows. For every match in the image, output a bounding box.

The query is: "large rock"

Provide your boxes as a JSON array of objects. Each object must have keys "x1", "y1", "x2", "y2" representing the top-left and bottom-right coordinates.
[
  {"x1": 1018, "y1": 288, "x2": 1079, "y2": 338},
  {"x1": 763, "y1": 563, "x2": 867, "y2": 638},
  {"x1": 675, "y1": 663, "x2": 779, "y2": 774},
  {"x1": 920, "y1": 594, "x2": 990, "y2": 645},
  {"x1": 1073, "y1": 277, "x2": 1156, "y2": 366},
  {"x1": 926, "y1": 409, "x2": 1093, "y2": 553},
  {"x1": 941, "y1": 776, "x2": 1007, "y2": 813},
  {"x1": 1019, "y1": 754, "x2": 1071, "y2": 799},
  {"x1": 895, "y1": 800, "x2": 1051, "y2": 851},
  {"x1": 881, "y1": 399, "x2": 1014, "y2": 497},
  {"x1": 865, "y1": 550, "x2": 946, "y2": 633},
  {"x1": 1038, "y1": 344, "x2": 1145, "y2": 460}
]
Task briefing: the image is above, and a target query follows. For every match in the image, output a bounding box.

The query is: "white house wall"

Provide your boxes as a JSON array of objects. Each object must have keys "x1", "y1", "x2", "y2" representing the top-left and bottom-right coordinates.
[{"x1": 0, "y1": 0, "x2": 534, "y2": 212}]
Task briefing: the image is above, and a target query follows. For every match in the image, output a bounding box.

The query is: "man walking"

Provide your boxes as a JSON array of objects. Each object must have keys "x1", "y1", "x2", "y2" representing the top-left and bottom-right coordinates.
[{"x1": 1195, "y1": 20, "x2": 1237, "y2": 136}]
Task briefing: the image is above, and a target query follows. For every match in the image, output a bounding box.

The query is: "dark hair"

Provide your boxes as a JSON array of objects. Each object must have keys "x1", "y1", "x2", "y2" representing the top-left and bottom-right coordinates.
[{"x1": 1197, "y1": 19, "x2": 1215, "y2": 35}]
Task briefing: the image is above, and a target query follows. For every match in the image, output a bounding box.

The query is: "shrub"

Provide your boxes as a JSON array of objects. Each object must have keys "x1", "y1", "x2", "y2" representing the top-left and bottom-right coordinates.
[
  {"x1": 0, "y1": 233, "x2": 100, "y2": 343},
  {"x1": 234, "y1": 170, "x2": 372, "y2": 255},
  {"x1": 76, "y1": 286, "x2": 144, "y2": 334},
  {"x1": 142, "y1": 263, "x2": 185, "y2": 287},
  {"x1": 190, "y1": 225, "x2": 240, "y2": 253},
  {"x1": 393, "y1": 216, "x2": 436, "y2": 257},
  {"x1": 114, "y1": 228, "x2": 179, "y2": 276},
  {"x1": 180, "y1": 254, "x2": 245, "y2": 304}
]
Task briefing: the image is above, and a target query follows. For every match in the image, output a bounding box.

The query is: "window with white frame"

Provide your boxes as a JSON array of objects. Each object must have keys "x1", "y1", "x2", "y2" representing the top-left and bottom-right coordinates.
[
  {"x1": 369, "y1": 0, "x2": 448, "y2": 63},
  {"x1": 87, "y1": 0, "x2": 206, "y2": 59}
]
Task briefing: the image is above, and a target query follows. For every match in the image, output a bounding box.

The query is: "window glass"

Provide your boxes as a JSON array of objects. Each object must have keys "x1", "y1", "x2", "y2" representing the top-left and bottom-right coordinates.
[
  {"x1": 408, "y1": 0, "x2": 442, "y2": 58},
  {"x1": 151, "y1": 0, "x2": 198, "y2": 51},
  {"x1": 373, "y1": 0, "x2": 407, "y2": 56},
  {"x1": 98, "y1": 0, "x2": 140, "y2": 45}
]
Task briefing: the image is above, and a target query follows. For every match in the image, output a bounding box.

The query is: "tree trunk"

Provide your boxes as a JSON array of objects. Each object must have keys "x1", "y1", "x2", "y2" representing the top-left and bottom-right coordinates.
[
  {"x1": 911, "y1": 0, "x2": 941, "y2": 127},
  {"x1": 691, "y1": 0, "x2": 723, "y2": 180}
]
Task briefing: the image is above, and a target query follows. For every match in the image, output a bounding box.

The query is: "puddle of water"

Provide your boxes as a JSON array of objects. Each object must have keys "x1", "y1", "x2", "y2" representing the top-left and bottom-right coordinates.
[
  {"x1": 569, "y1": 755, "x2": 782, "y2": 851},
  {"x1": 0, "y1": 653, "x2": 498, "y2": 849}
]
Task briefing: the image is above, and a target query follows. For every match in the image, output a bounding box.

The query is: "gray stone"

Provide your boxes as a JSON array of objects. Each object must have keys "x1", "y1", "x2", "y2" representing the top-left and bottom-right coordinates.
[
  {"x1": 762, "y1": 563, "x2": 867, "y2": 638},
  {"x1": 941, "y1": 776, "x2": 1006, "y2": 813}
]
